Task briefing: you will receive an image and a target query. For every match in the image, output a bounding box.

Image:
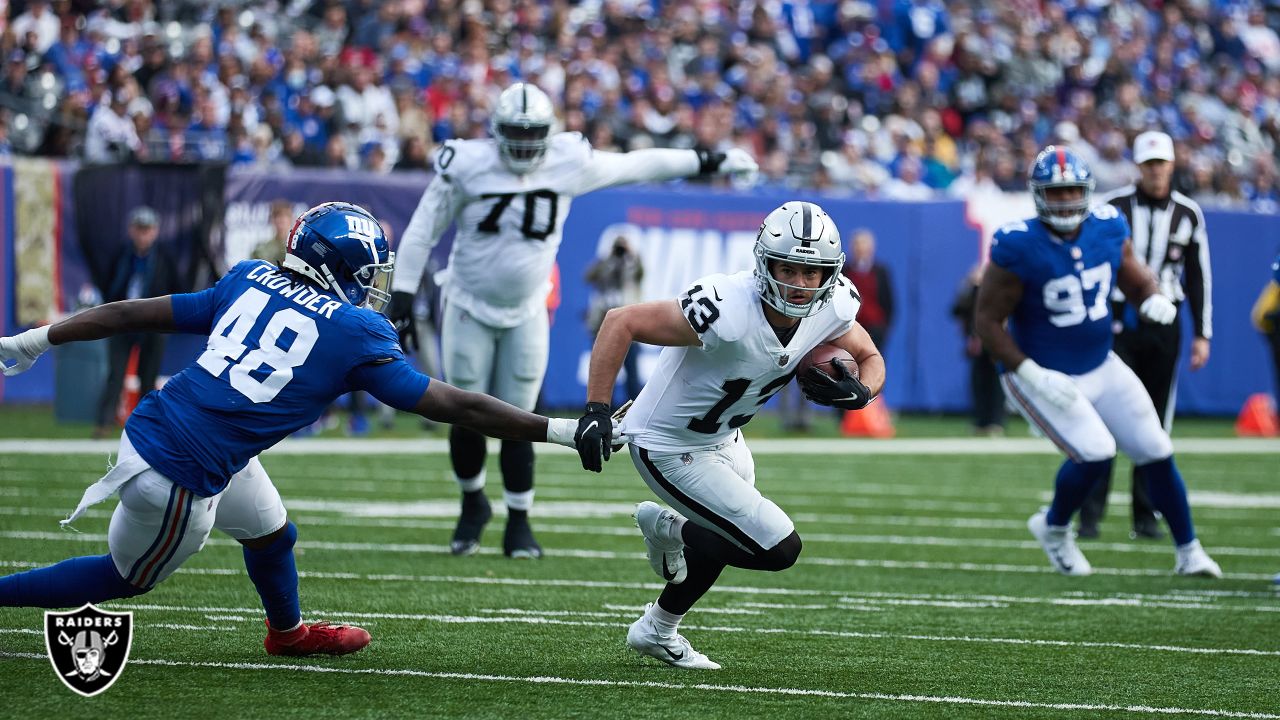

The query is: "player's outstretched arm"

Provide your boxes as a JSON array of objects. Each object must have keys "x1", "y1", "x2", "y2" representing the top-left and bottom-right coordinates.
[
  {"x1": 413, "y1": 381, "x2": 580, "y2": 447},
  {"x1": 573, "y1": 147, "x2": 757, "y2": 195},
  {"x1": 1, "y1": 296, "x2": 179, "y2": 376},
  {"x1": 49, "y1": 296, "x2": 179, "y2": 344}
]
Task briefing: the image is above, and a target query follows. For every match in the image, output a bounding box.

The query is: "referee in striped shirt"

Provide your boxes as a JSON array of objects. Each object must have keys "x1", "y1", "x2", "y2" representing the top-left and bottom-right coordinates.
[{"x1": 1079, "y1": 131, "x2": 1213, "y2": 540}]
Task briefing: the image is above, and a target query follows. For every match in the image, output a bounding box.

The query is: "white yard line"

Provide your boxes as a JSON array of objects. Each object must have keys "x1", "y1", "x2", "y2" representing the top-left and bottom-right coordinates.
[
  {"x1": 1, "y1": 437, "x2": 1277, "y2": 456},
  {"x1": 2, "y1": 559, "x2": 1276, "y2": 610},
  {"x1": 7, "y1": 601, "x2": 1279, "y2": 659},
  {"x1": 3, "y1": 530, "x2": 1274, "y2": 581},
  {"x1": 0, "y1": 651, "x2": 1274, "y2": 718},
  {"x1": 4, "y1": 503, "x2": 1274, "y2": 557}
]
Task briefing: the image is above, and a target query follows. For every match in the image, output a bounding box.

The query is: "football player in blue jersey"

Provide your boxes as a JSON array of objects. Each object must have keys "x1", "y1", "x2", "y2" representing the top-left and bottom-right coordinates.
[
  {"x1": 974, "y1": 147, "x2": 1221, "y2": 578},
  {"x1": 0, "y1": 202, "x2": 595, "y2": 656}
]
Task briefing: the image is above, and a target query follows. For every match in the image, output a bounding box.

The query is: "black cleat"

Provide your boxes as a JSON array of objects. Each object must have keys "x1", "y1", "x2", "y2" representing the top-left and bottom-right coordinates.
[
  {"x1": 450, "y1": 492, "x2": 492, "y2": 555},
  {"x1": 503, "y1": 517, "x2": 543, "y2": 559},
  {"x1": 1076, "y1": 522, "x2": 1100, "y2": 540},
  {"x1": 1130, "y1": 516, "x2": 1165, "y2": 540}
]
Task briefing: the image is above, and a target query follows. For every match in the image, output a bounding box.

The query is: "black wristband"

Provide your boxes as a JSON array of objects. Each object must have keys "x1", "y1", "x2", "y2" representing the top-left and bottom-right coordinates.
[
  {"x1": 695, "y1": 149, "x2": 725, "y2": 175},
  {"x1": 585, "y1": 402, "x2": 611, "y2": 416}
]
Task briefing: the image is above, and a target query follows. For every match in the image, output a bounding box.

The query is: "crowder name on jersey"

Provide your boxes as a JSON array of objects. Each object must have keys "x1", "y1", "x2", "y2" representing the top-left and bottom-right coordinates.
[
  {"x1": 991, "y1": 205, "x2": 1130, "y2": 375},
  {"x1": 620, "y1": 271, "x2": 860, "y2": 453},
  {"x1": 243, "y1": 263, "x2": 345, "y2": 319},
  {"x1": 125, "y1": 260, "x2": 428, "y2": 497}
]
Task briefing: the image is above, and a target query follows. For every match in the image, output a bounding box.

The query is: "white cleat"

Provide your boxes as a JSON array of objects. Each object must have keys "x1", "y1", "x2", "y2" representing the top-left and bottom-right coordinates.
[
  {"x1": 634, "y1": 501, "x2": 687, "y2": 584},
  {"x1": 626, "y1": 604, "x2": 720, "y2": 670},
  {"x1": 1028, "y1": 509, "x2": 1093, "y2": 576},
  {"x1": 1175, "y1": 540, "x2": 1222, "y2": 578}
]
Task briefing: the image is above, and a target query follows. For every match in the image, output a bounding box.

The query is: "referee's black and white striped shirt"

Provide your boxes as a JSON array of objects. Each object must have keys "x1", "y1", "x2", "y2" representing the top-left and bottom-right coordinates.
[{"x1": 1103, "y1": 185, "x2": 1212, "y2": 339}]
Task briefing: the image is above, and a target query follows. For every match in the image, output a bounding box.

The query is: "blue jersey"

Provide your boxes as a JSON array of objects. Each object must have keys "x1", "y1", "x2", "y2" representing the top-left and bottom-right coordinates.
[
  {"x1": 1273, "y1": 254, "x2": 1279, "y2": 284},
  {"x1": 126, "y1": 261, "x2": 430, "y2": 496},
  {"x1": 990, "y1": 207, "x2": 1129, "y2": 375}
]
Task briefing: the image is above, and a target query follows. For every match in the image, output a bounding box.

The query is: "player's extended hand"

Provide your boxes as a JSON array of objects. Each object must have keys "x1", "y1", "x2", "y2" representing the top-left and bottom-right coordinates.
[
  {"x1": 696, "y1": 148, "x2": 759, "y2": 177},
  {"x1": 1139, "y1": 294, "x2": 1177, "y2": 325},
  {"x1": 718, "y1": 148, "x2": 758, "y2": 175},
  {"x1": 799, "y1": 360, "x2": 873, "y2": 410},
  {"x1": 1014, "y1": 359, "x2": 1078, "y2": 411},
  {"x1": 384, "y1": 290, "x2": 419, "y2": 352},
  {"x1": 574, "y1": 402, "x2": 614, "y2": 473},
  {"x1": 0, "y1": 326, "x2": 52, "y2": 376}
]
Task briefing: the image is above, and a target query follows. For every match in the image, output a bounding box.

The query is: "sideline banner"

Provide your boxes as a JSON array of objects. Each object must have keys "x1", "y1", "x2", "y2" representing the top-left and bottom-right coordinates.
[
  {"x1": 2, "y1": 164, "x2": 1277, "y2": 415},
  {"x1": 222, "y1": 168, "x2": 433, "y2": 269},
  {"x1": 13, "y1": 157, "x2": 60, "y2": 327}
]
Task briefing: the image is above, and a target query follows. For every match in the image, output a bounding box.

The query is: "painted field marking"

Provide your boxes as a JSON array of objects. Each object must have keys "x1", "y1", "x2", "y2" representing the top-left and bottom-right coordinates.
[
  {"x1": 2, "y1": 530, "x2": 1275, "y2": 581},
  {"x1": 0, "y1": 651, "x2": 1275, "y2": 718}
]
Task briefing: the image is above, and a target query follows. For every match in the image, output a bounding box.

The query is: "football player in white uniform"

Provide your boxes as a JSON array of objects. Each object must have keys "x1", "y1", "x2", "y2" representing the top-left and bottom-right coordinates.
[
  {"x1": 573, "y1": 202, "x2": 886, "y2": 669},
  {"x1": 386, "y1": 82, "x2": 758, "y2": 559}
]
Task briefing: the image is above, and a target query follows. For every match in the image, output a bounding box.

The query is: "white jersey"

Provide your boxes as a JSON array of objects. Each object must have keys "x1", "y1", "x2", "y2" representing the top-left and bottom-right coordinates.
[
  {"x1": 622, "y1": 271, "x2": 861, "y2": 452},
  {"x1": 393, "y1": 133, "x2": 702, "y2": 328}
]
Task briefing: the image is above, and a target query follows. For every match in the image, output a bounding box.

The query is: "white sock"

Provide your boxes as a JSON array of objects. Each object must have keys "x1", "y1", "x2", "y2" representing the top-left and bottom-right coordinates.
[
  {"x1": 1176, "y1": 538, "x2": 1202, "y2": 555},
  {"x1": 457, "y1": 469, "x2": 486, "y2": 493},
  {"x1": 505, "y1": 489, "x2": 534, "y2": 512},
  {"x1": 648, "y1": 602, "x2": 683, "y2": 638}
]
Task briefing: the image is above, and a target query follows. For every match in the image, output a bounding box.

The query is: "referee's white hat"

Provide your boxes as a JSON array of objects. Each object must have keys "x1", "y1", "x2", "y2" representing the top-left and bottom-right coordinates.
[{"x1": 1134, "y1": 131, "x2": 1174, "y2": 164}]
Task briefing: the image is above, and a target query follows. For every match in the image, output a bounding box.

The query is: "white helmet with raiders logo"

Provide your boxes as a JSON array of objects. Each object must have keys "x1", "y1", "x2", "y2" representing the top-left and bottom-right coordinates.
[
  {"x1": 490, "y1": 82, "x2": 556, "y2": 174},
  {"x1": 753, "y1": 201, "x2": 846, "y2": 318}
]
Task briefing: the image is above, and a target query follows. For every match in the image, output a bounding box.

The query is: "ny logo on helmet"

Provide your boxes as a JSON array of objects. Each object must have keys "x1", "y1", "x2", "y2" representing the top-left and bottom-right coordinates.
[{"x1": 45, "y1": 604, "x2": 133, "y2": 697}]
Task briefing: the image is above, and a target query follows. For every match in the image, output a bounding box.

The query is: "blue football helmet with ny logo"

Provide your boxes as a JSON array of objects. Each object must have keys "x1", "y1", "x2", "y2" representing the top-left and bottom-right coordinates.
[
  {"x1": 282, "y1": 202, "x2": 395, "y2": 311},
  {"x1": 1029, "y1": 145, "x2": 1095, "y2": 235}
]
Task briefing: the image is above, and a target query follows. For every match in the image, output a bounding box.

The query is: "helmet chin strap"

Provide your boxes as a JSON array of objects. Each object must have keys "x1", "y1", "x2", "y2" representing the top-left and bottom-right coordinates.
[
  {"x1": 281, "y1": 255, "x2": 360, "y2": 304},
  {"x1": 282, "y1": 254, "x2": 330, "y2": 290}
]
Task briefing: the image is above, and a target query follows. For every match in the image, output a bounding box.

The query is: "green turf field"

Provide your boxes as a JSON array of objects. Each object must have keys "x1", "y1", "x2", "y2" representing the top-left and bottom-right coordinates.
[{"x1": 0, "y1": 435, "x2": 1277, "y2": 718}]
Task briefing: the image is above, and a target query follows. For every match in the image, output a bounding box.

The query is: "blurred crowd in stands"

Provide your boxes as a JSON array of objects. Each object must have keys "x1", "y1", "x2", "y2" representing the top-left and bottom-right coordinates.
[{"x1": 0, "y1": 0, "x2": 1277, "y2": 210}]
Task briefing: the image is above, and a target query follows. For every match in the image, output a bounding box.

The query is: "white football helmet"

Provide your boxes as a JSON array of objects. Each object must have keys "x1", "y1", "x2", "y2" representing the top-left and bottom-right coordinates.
[
  {"x1": 754, "y1": 201, "x2": 846, "y2": 318},
  {"x1": 490, "y1": 82, "x2": 556, "y2": 174}
]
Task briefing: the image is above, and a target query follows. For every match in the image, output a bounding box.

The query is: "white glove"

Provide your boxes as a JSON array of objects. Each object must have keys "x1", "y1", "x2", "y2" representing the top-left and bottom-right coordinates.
[
  {"x1": 1014, "y1": 358, "x2": 1078, "y2": 411},
  {"x1": 546, "y1": 417, "x2": 628, "y2": 449},
  {"x1": 718, "y1": 148, "x2": 759, "y2": 175},
  {"x1": 0, "y1": 326, "x2": 51, "y2": 376},
  {"x1": 1139, "y1": 294, "x2": 1177, "y2": 325}
]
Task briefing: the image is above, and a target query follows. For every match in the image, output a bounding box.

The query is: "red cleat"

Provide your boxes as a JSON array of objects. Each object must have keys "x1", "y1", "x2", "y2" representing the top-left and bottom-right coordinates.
[{"x1": 263, "y1": 620, "x2": 371, "y2": 657}]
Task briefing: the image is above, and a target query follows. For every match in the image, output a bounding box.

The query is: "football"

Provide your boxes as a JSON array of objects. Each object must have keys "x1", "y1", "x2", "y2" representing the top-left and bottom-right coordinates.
[{"x1": 797, "y1": 343, "x2": 857, "y2": 379}]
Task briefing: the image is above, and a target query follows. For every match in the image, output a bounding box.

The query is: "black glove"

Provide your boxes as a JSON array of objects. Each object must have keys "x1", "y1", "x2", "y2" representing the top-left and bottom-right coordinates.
[
  {"x1": 385, "y1": 290, "x2": 419, "y2": 352},
  {"x1": 695, "y1": 148, "x2": 727, "y2": 175},
  {"x1": 799, "y1": 360, "x2": 873, "y2": 410},
  {"x1": 574, "y1": 402, "x2": 613, "y2": 473}
]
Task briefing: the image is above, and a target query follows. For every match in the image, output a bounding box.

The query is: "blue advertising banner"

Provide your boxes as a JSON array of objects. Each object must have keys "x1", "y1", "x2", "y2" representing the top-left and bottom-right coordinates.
[{"x1": 544, "y1": 186, "x2": 980, "y2": 411}]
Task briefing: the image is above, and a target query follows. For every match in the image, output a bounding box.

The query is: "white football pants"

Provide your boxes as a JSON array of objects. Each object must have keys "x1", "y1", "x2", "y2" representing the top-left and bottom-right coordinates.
[
  {"x1": 630, "y1": 432, "x2": 795, "y2": 554},
  {"x1": 441, "y1": 300, "x2": 549, "y2": 412},
  {"x1": 1002, "y1": 352, "x2": 1173, "y2": 465},
  {"x1": 105, "y1": 432, "x2": 287, "y2": 589}
]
